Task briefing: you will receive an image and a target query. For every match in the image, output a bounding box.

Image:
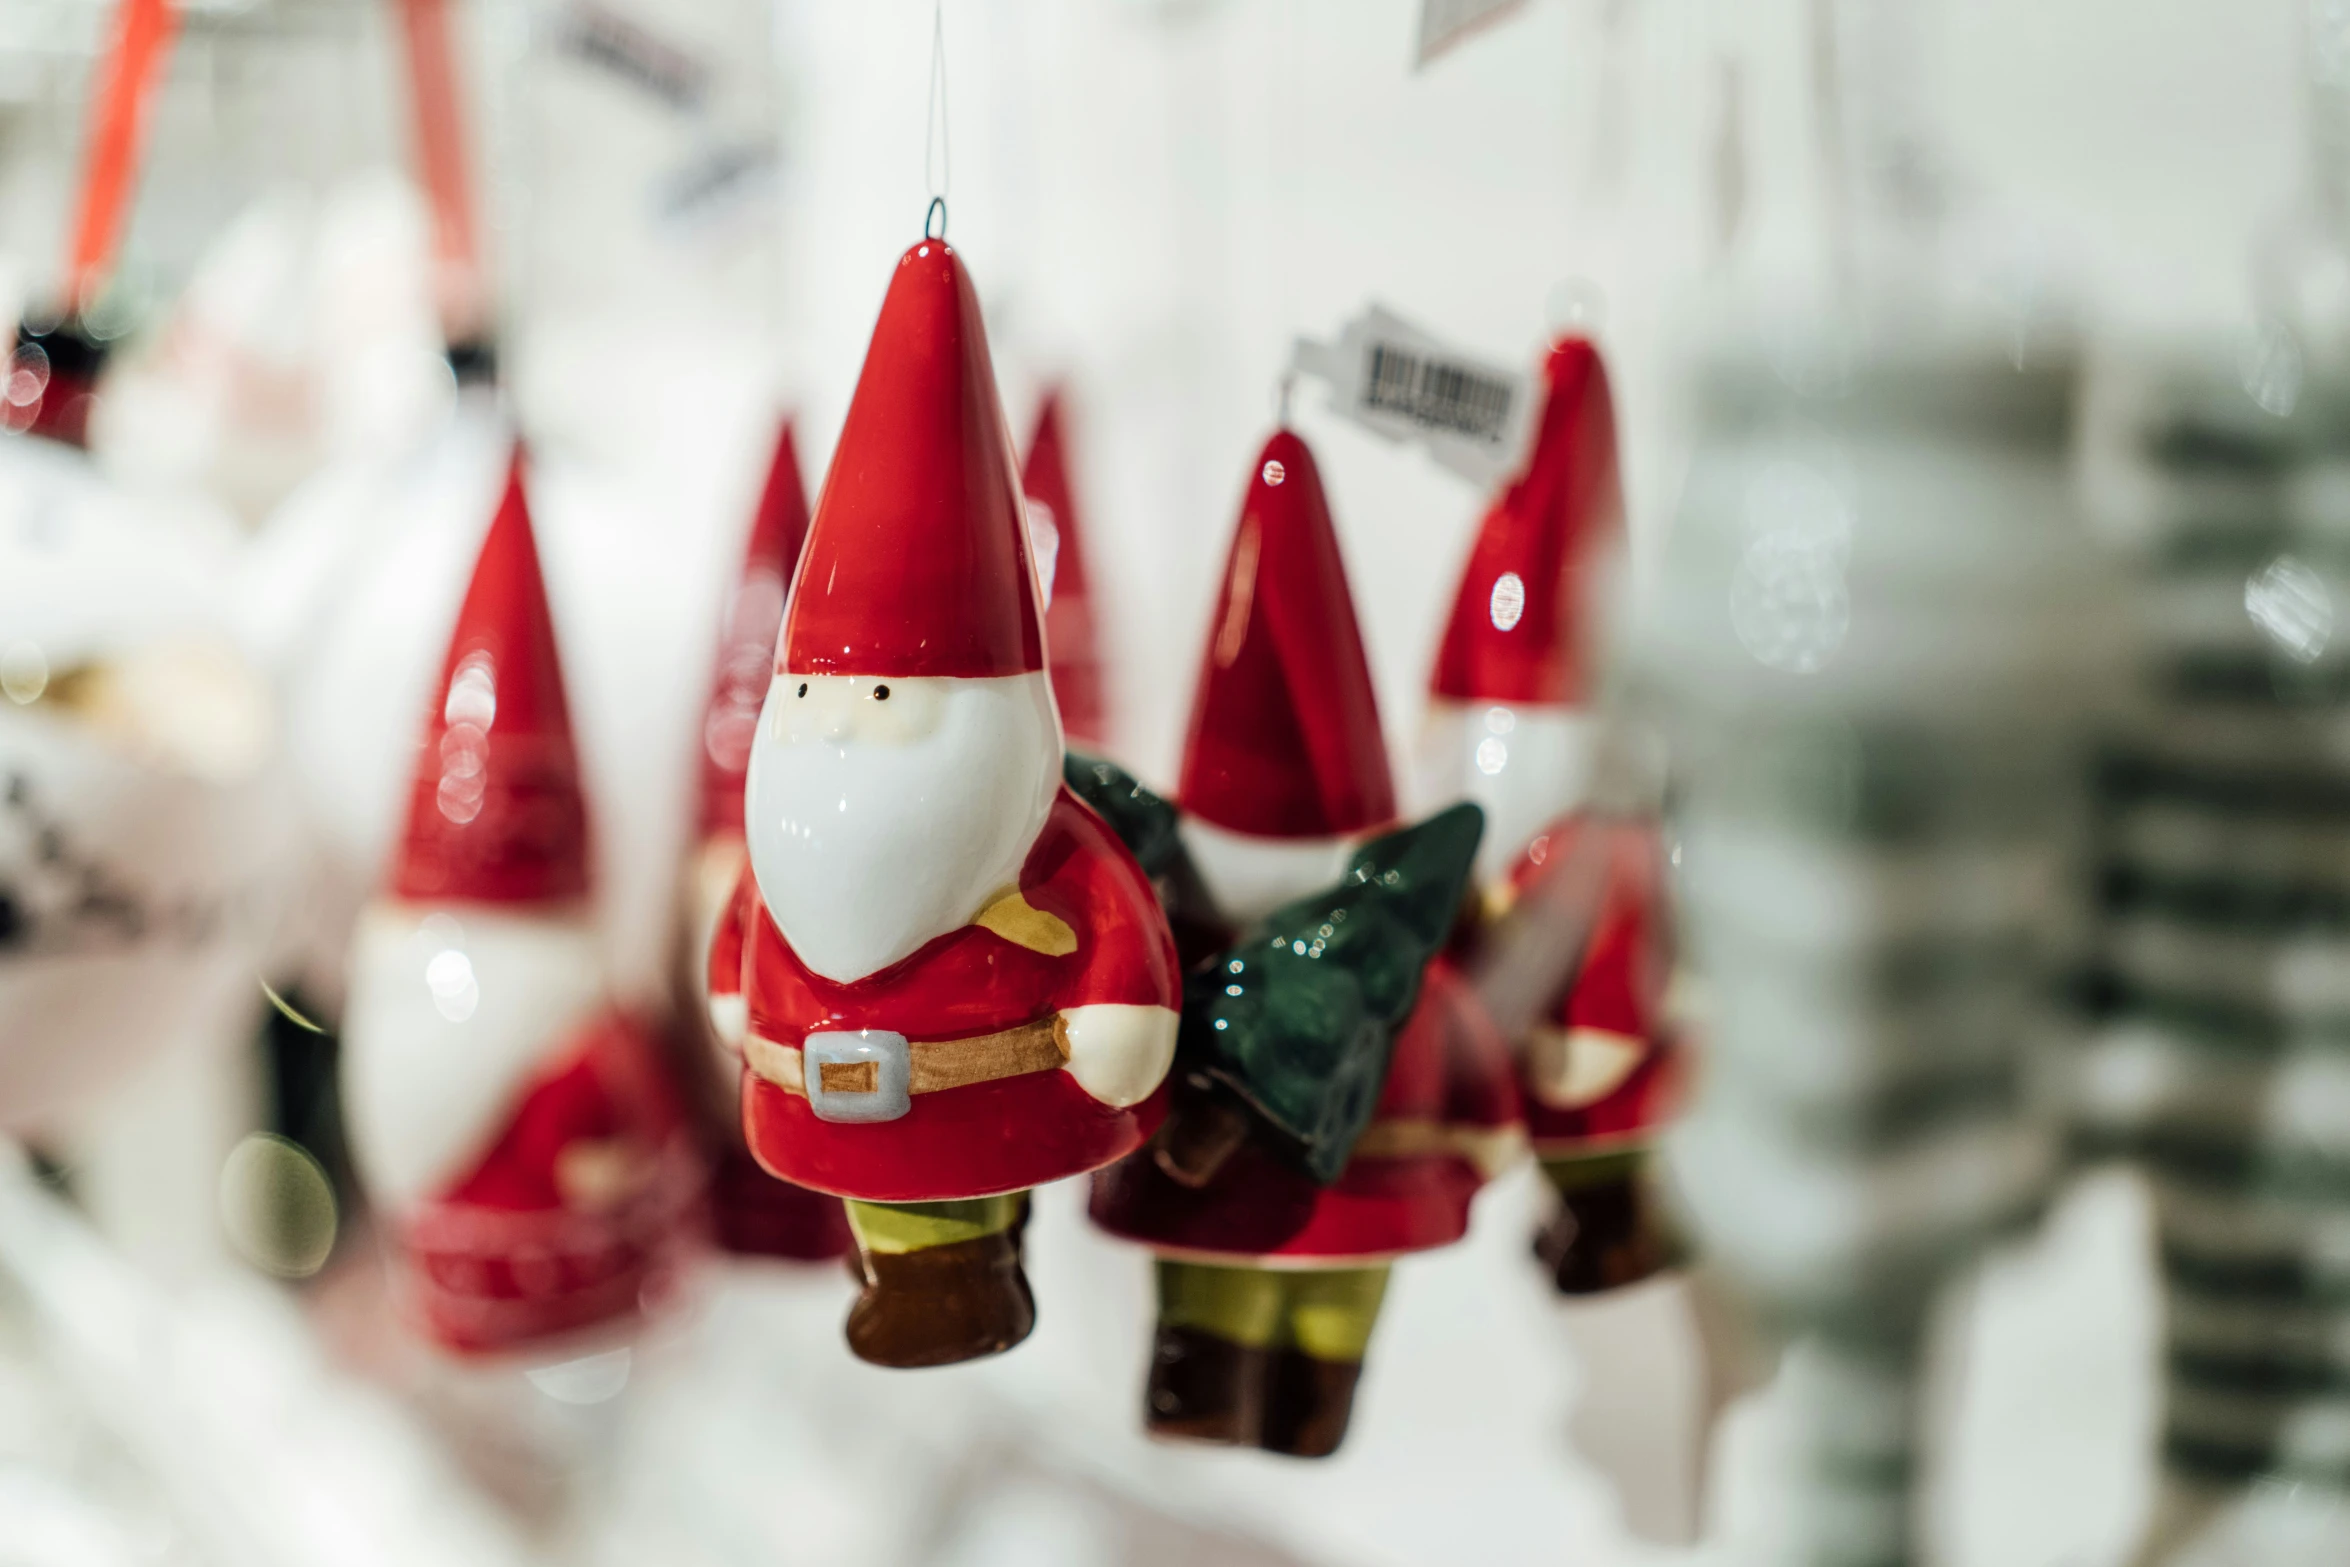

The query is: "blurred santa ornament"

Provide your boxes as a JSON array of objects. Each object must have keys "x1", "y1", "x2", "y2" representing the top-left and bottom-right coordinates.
[
  {"x1": 0, "y1": 0, "x2": 294, "y2": 1135},
  {"x1": 1086, "y1": 429, "x2": 1508, "y2": 1458},
  {"x1": 1020, "y1": 389, "x2": 1108, "y2": 753},
  {"x1": 713, "y1": 235, "x2": 1180, "y2": 1368},
  {"x1": 341, "y1": 452, "x2": 700, "y2": 1357},
  {"x1": 1414, "y1": 335, "x2": 1686, "y2": 1295},
  {"x1": 686, "y1": 419, "x2": 849, "y2": 1263},
  {"x1": 0, "y1": 377, "x2": 289, "y2": 1130}
]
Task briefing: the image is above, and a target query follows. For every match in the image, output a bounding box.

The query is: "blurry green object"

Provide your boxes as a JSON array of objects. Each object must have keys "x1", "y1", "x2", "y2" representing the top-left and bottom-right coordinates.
[
  {"x1": 1063, "y1": 753, "x2": 1188, "y2": 881},
  {"x1": 1186, "y1": 804, "x2": 1483, "y2": 1183}
]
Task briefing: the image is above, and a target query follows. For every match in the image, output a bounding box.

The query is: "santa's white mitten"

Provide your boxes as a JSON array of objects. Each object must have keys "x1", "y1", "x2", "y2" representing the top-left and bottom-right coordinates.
[{"x1": 1058, "y1": 1004, "x2": 1178, "y2": 1108}]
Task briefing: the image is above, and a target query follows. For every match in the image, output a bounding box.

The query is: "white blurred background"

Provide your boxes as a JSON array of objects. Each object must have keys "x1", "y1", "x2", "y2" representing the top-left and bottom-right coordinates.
[{"x1": 0, "y1": 1, "x2": 2314, "y2": 1563}]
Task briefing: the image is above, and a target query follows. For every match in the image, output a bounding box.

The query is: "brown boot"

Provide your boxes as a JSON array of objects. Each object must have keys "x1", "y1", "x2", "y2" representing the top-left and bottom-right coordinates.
[
  {"x1": 1259, "y1": 1349, "x2": 1362, "y2": 1458},
  {"x1": 1534, "y1": 1173, "x2": 1678, "y2": 1296},
  {"x1": 1144, "y1": 1325, "x2": 1266, "y2": 1445},
  {"x1": 844, "y1": 1233, "x2": 1034, "y2": 1368}
]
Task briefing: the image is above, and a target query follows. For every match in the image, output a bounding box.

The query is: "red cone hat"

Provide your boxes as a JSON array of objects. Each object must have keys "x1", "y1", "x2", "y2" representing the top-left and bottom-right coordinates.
[
  {"x1": 781, "y1": 240, "x2": 1043, "y2": 679},
  {"x1": 1429, "y1": 336, "x2": 1623, "y2": 706},
  {"x1": 1177, "y1": 429, "x2": 1395, "y2": 839},
  {"x1": 698, "y1": 419, "x2": 809, "y2": 838},
  {"x1": 1563, "y1": 861, "x2": 1662, "y2": 1039},
  {"x1": 1021, "y1": 389, "x2": 1105, "y2": 747},
  {"x1": 391, "y1": 448, "x2": 590, "y2": 904}
]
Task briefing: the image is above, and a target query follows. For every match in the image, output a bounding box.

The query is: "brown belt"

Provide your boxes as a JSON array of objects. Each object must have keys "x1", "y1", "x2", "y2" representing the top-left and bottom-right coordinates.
[
  {"x1": 746, "y1": 1016, "x2": 1070, "y2": 1099},
  {"x1": 1350, "y1": 1118, "x2": 1526, "y2": 1178}
]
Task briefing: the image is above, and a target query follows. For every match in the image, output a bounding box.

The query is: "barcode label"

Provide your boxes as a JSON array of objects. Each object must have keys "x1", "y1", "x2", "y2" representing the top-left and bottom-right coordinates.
[
  {"x1": 1289, "y1": 304, "x2": 1536, "y2": 488},
  {"x1": 1363, "y1": 343, "x2": 1516, "y2": 445}
]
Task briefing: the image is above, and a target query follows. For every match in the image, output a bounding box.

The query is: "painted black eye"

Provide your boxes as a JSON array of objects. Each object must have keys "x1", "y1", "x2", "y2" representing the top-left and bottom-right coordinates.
[
  {"x1": 797, "y1": 682, "x2": 808, "y2": 697},
  {"x1": 873, "y1": 684, "x2": 890, "y2": 701}
]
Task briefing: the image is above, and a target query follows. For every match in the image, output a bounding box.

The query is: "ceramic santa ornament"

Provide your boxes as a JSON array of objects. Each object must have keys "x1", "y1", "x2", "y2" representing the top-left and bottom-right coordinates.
[
  {"x1": 689, "y1": 419, "x2": 851, "y2": 1262},
  {"x1": 714, "y1": 236, "x2": 1180, "y2": 1368},
  {"x1": 1088, "y1": 429, "x2": 1517, "y2": 1457},
  {"x1": 341, "y1": 450, "x2": 700, "y2": 1356},
  {"x1": 1420, "y1": 334, "x2": 1683, "y2": 1293},
  {"x1": 1020, "y1": 389, "x2": 1108, "y2": 752}
]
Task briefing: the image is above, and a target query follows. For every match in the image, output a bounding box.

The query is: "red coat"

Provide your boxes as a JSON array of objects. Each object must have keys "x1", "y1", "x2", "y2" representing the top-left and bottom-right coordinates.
[
  {"x1": 729, "y1": 786, "x2": 1180, "y2": 1202},
  {"x1": 1089, "y1": 959, "x2": 1522, "y2": 1264},
  {"x1": 1503, "y1": 816, "x2": 1684, "y2": 1159},
  {"x1": 397, "y1": 1009, "x2": 701, "y2": 1356}
]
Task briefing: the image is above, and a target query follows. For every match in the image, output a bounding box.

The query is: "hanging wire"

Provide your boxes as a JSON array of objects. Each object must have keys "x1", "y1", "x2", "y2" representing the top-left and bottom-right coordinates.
[{"x1": 924, "y1": 0, "x2": 949, "y2": 237}]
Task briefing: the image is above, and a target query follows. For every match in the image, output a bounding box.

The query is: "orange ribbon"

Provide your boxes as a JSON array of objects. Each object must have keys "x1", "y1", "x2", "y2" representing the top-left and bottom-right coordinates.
[
  {"x1": 64, "y1": 0, "x2": 180, "y2": 312},
  {"x1": 394, "y1": 0, "x2": 483, "y2": 338}
]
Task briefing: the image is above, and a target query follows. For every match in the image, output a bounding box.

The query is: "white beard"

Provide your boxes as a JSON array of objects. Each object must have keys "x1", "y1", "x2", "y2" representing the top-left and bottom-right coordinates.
[
  {"x1": 341, "y1": 902, "x2": 604, "y2": 1211},
  {"x1": 744, "y1": 672, "x2": 1061, "y2": 984},
  {"x1": 1177, "y1": 817, "x2": 1359, "y2": 930},
  {"x1": 1411, "y1": 700, "x2": 1594, "y2": 883}
]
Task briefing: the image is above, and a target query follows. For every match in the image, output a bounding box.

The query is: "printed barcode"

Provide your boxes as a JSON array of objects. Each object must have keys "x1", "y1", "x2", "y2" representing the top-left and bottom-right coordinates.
[{"x1": 1362, "y1": 344, "x2": 1514, "y2": 444}]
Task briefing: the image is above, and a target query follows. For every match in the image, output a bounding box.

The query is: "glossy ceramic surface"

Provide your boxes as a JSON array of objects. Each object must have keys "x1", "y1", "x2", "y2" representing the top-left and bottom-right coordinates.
[
  {"x1": 391, "y1": 448, "x2": 589, "y2": 904},
  {"x1": 1170, "y1": 802, "x2": 1484, "y2": 1182},
  {"x1": 698, "y1": 419, "x2": 809, "y2": 841},
  {"x1": 1091, "y1": 957, "x2": 1520, "y2": 1261},
  {"x1": 1495, "y1": 815, "x2": 1682, "y2": 1153},
  {"x1": 781, "y1": 240, "x2": 1044, "y2": 680},
  {"x1": 735, "y1": 785, "x2": 1179, "y2": 1202},
  {"x1": 394, "y1": 1003, "x2": 700, "y2": 1356},
  {"x1": 1020, "y1": 390, "x2": 1107, "y2": 748},
  {"x1": 1177, "y1": 430, "x2": 1393, "y2": 839},
  {"x1": 1429, "y1": 336, "x2": 1622, "y2": 706}
]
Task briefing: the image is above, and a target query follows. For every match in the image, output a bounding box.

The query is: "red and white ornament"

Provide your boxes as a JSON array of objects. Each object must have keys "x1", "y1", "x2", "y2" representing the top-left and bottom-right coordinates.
[
  {"x1": 685, "y1": 418, "x2": 850, "y2": 1263},
  {"x1": 1413, "y1": 335, "x2": 1623, "y2": 881},
  {"x1": 341, "y1": 451, "x2": 699, "y2": 1356},
  {"x1": 726, "y1": 237, "x2": 1181, "y2": 1203},
  {"x1": 1092, "y1": 426, "x2": 1522, "y2": 1266},
  {"x1": 1019, "y1": 389, "x2": 1108, "y2": 753}
]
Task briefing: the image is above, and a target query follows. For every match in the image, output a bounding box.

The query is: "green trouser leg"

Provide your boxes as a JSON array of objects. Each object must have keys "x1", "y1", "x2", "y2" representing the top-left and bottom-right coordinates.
[
  {"x1": 1156, "y1": 1259, "x2": 1392, "y2": 1363},
  {"x1": 1539, "y1": 1146, "x2": 1650, "y2": 1194},
  {"x1": 843, "y1": 1193, "x2": 1026, "y2": 1256},
  {"x1": 1535, "y1": 1146, "x2": 1687, "y2": 1290}
]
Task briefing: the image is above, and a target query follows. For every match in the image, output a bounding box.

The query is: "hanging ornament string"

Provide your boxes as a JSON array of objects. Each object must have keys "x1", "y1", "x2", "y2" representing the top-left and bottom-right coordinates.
[
  {"x1": 395, "y1": 0, "x2": 485, "y2": 341},
  {"x1": 63, "y1": 0, "x2": 180, "y2": 314},
  {"x1": 924, "y1": 0, "x2": 949, "y2": 238}
]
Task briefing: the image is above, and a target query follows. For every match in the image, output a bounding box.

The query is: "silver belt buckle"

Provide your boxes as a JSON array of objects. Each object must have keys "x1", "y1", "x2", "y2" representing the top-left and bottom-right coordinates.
[{"x1": 802, "y1": 1029, "x2": 912, "y2": 1123}]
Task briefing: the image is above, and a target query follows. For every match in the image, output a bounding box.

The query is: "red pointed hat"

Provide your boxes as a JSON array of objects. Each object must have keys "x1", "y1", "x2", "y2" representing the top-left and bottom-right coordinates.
[
  {"x1": 1429, "y1": 336, "x2": 1624, "y2": 706},
  {"x1": 391, "y1": 448, "x2": 591, "y2": 904},
  {"x1": 781, "y1": 240, "x2": 1043, "y2": 679},
  {"x1": 1021, "y1": 388, "x2": 1105, "y2": 746},
  {"x1": 698, "y1": 419, "x2": 809, "y2": 838},
  {"x1": 1560, "y1": 836, "x2": 1666, "y2": 1039},
  {"x1": 1177, "y1": 429, "x2": 1395, "y2": 839}
]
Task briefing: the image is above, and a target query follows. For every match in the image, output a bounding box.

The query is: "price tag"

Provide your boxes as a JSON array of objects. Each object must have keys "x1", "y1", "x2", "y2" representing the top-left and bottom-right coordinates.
[{"x1": 1289, "y1": 305, "x2": 1535, "y2": 488}]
